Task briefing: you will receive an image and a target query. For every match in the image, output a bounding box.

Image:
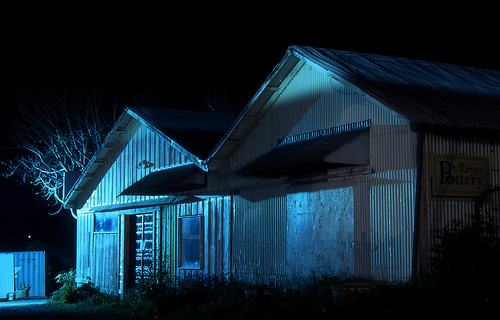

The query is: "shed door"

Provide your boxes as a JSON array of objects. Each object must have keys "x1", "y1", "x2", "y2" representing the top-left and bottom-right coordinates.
[
  {"x1": 92, "y1": 232, "x2": 119, "y2": 294},
  {"x1": 92, "y1": 212, "x2": 119, "y2": 294}
]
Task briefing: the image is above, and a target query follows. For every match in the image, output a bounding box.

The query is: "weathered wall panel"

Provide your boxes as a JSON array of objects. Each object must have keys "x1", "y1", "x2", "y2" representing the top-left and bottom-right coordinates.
[{"x1": 287, "y1": 186, "x2": 354, "y2": 277}]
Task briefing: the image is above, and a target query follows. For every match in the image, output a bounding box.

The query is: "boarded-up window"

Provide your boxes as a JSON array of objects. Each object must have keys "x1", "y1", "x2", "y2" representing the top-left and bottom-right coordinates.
[{"x1": 179, "y1": 216, "x2": 203, "y2": 269}]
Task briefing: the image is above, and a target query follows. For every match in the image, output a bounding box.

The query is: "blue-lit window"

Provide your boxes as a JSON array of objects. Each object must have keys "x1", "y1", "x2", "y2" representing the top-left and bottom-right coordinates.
[
  {"x1": 179, "y1": 216, "x2": 203, "y2": 269},
  {"x1": 94, "y1": 212, "x2": 118, "y2": 232}
]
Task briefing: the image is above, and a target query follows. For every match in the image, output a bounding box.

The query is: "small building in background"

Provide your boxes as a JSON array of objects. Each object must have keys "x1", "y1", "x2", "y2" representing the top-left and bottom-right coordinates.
[
  {"x1": 0, "y1": 251, "x2": 45, "y2": 298},
  {"x1": 65, "y1": 46, "x2": 500, "y2": 294}
]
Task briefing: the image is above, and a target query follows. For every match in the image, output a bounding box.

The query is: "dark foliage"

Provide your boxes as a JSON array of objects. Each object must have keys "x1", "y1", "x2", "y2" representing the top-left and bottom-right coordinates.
[{"x1": 430, "y1": 190, "x2": 500, "y2": 306}]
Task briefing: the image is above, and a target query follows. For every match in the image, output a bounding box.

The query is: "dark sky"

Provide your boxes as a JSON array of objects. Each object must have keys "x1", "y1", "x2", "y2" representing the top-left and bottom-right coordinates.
[{"x1": 1, "y1": 11, "x2": 499, "y2": 263}]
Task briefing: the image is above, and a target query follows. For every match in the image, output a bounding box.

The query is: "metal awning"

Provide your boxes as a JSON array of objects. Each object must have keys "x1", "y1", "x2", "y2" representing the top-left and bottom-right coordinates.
[
  {"x1": 234, "y1": 125, "x2": 370, "y2": 177},
  {"x1": 119, "y1": 163, "x2": 206, "y2": 196}
]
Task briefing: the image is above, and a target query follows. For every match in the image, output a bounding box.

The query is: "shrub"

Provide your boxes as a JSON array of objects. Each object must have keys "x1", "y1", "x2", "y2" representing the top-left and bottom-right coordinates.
[
  {"x1": 431, "y1": 193, "x2": 500, "y2": 305},
  {"x1": 50, "y1": 269, "x2": 107, "y2": 304}
]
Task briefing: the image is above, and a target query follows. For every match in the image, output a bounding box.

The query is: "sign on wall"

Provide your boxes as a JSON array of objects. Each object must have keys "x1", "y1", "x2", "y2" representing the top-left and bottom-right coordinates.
[{"x1": 429, "y1": 154, "x2": 489, "y2": 200}]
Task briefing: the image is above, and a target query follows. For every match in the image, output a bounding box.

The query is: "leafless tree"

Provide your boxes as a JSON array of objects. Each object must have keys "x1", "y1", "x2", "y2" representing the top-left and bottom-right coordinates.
[{"x1": 2, "y1": 75, "x2": 118, "y2": 214}]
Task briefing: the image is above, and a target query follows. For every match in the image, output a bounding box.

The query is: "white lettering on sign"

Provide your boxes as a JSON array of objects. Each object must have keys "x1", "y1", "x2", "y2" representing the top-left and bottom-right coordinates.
[{"x1": 429, "y1": 155, "x2": 489, "y2": 200}]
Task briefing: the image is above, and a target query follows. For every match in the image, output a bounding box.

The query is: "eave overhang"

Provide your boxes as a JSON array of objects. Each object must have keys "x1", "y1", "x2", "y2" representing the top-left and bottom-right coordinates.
[
  {"x1": 119, "y1": 163, "x2": 206, "y2": 196},
  {"x1": 234, "y1": 121, "x2": 370, "y2": 178}
]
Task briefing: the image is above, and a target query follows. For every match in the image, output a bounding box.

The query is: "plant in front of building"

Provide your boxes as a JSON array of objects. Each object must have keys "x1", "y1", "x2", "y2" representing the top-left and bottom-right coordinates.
[
  {"x1": 431, "y1": 188, "x2": 500, "y2": 306},
  {"x1": 51, "y1": 269, "x2": 105, "y2": 304}
]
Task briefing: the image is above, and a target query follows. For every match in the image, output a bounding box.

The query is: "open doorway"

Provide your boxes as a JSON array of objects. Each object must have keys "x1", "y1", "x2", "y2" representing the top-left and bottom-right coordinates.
[{"x1": 124, "y1": 212, "x2": 156, "y2": 289}]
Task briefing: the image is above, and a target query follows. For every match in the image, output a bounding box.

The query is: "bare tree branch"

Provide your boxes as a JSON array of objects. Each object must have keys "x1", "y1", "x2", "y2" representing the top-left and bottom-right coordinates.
[{"x1": 2, "y1": 75, "x2": 117, "y2": 210}]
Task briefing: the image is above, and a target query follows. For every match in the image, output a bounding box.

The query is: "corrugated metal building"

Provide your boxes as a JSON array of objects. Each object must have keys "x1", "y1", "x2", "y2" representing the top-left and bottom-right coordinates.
[
  {"x1": 65, "y1": 46, "x2": 500, "y2": 293},
  {"x1": 0, "y1": 251, "x2": 45, "y2": 298},
  {"x1": 64, "y1": 108, "x2": 235, "y2": 294},
  {"x1": 203, "y1": 46, "x2": 500, "y2": 283}
]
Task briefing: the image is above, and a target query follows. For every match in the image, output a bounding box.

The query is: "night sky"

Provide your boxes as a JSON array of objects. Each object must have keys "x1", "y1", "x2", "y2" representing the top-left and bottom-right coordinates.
[{"x1": 1, "y1": 10, "x2": 499, "y2": 277}]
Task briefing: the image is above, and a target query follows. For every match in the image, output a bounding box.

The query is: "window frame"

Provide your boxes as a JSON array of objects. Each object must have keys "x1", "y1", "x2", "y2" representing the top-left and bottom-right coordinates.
[
  {"x1": 94, "y1": 212, "x2": 118, "y2": 233},
  {"x1": 178, "y1": 215, "x2": 204, "y2": 270}
]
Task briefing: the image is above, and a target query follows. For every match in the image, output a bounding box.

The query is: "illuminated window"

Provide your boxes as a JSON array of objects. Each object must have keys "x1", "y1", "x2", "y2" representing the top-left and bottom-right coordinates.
[
  {"x1": 179, "y1": 216, "x2": 203, "y2": 269},
  {"x1": 94, "y1": 212, "x2": 118, "y2": 232}
]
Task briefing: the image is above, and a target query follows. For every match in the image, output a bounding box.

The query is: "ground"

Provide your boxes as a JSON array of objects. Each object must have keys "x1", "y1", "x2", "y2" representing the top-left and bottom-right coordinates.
[
  {"x1": 0, "y1": 299, "x2": 138, "y2": 320},
  {"x1": 0, "y1": 299, "x2": 68, "y2": 320}
]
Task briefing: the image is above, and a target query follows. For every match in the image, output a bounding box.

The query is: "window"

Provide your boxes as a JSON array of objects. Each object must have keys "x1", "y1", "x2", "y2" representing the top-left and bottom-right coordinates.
[
  {"x1": 179, "y1": 216, "x2": 203, "y2": 269},
  {"x1": 94, "y1": 212, "x2": 118, "y2": 232}
]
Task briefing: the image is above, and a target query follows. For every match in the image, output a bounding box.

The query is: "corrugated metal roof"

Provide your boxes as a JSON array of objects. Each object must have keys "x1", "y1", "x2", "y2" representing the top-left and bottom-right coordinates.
[
  {"x1": 208, "y1": 45, "x2": 500, "y2": 164},
  {"x1": 129, "y1": 107, "x2": 236, "y2": 159},
  {"x1": 291, "y1": 46, "x2": 500, "y2": 131}
]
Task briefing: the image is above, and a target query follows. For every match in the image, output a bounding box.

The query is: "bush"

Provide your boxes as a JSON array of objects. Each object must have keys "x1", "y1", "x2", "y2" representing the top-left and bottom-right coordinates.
[
  {"x1": 431, "y1": 194, "x2": 500, "y2": 305},
  {"x1": 51, "y1": 269, "x2": 80, "y2": 303},
  {"x1": 50, "y1": 269, "x2": 115, "y2": 305}
]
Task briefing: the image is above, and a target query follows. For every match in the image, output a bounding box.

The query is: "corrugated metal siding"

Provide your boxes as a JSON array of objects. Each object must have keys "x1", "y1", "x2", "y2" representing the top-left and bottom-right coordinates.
[
  {"x1": 169, "y1": 197, "x2": 232, "y2": 280},
  {"x1": 82, "y1": 124, "x2": 191, "y2": 211},
  {"x1": 421, "y1": 134, "x2": 500, "y2": 270},
  {"x1": 92, "y1": 232, "x2": 119, "y2": 294},
  {"x1": 228, "y1": 65, "x2": 419, "y2": 283},
  {"x1": 230, "y1": 65, "x2": 411, "y2": 173},
  {"x1": 232, "y1": 186, "x2": 287, "y2": 285},
  {"x1": 161, "y1": 205, "x2": 178, "y2": 280},
  {"x1": 207, "y1": 196, "x2": 231, "y2": 277},
  {"x1": 369, "y1": 169, "x2": 416, "y2": 282},
  {"x1": 11, "y1": 251, "x2": 45, "y2": 297},
  {"x1": 77, "y1": 123, "x2": 201, "y2": 295},
  {"x1": 291, "y1": 46, "x2": 500, "y2": 130},
  {"x1": 76, "y1": 212, "x2": 93, "y2": 284}
]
